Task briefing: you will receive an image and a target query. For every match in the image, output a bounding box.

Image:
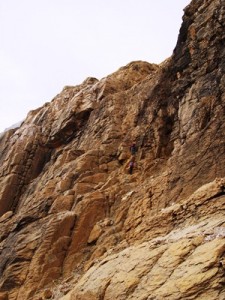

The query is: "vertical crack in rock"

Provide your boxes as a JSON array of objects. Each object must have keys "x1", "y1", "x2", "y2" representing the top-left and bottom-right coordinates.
[{"x1": 0, "y1": 0, "x2": 225, "y2": 299}]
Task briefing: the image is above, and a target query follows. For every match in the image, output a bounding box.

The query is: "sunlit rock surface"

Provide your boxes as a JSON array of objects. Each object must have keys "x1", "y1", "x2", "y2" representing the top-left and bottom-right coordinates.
[{"x1": 0, "y1": 0, "x2": 225, "y2": 299}]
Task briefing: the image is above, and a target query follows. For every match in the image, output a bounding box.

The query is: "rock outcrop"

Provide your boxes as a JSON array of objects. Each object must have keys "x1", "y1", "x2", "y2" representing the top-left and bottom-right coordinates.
[{"x1": 0, "y1": 0, "x2": 225, "y2": 299}]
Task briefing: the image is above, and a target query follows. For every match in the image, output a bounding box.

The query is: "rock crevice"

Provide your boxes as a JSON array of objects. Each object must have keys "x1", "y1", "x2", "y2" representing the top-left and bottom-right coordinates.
[{"x1": 0, "y1": 0, "x2": 225, "y2": 299}]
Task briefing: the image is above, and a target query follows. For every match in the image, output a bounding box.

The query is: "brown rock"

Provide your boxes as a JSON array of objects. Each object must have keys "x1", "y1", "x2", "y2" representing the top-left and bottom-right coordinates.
[
  {"x1": 87, "y1": 224, "x2": 103, "y2": 244},
  {"x1": 0, "y1": 0, "x2": 225, "y2": 299},
  {"x1": 0, "y1": 292, "x2": 8, "y2": 300},
  {"x1": 49, "y1": 195, "x2": 74, "y2": 213},
  {"x1": 43, "y1": 289, "x2": 52, "y2": 299}
]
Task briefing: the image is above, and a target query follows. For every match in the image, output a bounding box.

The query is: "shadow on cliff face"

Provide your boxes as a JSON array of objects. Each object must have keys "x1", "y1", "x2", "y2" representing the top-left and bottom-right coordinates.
[
  {"x1": 132, "y1": 0, "x2": 225, "y2": 204},
  {"x1": 0, "y1": 0, "x2": 225, "y2": 299},
  {"x1": 0, "y1": 126, "x2": 53, "y2": 217},
  {"x1": 45, "y1": 108, "x2": 93, "y2": 148},
  {"x1": 134, "y1": 64, "x2": 180, "y2": 160},
  {"x1": 0, "y1": 90, "x2": 96, "y2": 218}
]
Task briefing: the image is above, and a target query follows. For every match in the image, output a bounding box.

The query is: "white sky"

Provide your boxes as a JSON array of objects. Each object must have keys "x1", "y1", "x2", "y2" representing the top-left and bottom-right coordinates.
[{"x1": 0, "y1": 0, "x2": 190, "y2": 132}]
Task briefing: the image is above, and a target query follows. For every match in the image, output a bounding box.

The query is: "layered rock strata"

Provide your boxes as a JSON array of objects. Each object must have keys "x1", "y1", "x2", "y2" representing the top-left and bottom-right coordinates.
[{"x1": 0, "y1": 0, "x2": 225, "y2": 299}]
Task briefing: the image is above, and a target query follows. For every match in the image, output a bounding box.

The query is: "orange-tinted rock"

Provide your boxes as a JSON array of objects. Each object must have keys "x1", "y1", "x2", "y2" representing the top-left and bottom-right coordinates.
[
  {"x1": 0, "y1": 292, "x2": 8, "y2": 300},
  {"x1": 0, "y1": 0, "x2": 225, "y2": 299}
]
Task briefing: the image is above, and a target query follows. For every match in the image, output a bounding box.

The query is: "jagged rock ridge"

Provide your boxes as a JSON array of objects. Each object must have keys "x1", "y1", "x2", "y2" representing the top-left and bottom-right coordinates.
[{"x1": 0, "y1": 0, "x2": 225, "y2": 299}]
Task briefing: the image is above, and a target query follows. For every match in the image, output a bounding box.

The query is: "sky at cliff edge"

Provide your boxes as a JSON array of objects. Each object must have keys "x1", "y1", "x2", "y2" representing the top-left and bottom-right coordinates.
[{"x1": 0, "y1": 0, "x2": 191, "y2": 133}]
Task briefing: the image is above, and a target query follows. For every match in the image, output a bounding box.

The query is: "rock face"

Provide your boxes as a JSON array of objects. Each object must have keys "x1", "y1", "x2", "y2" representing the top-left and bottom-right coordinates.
[{"x1": 0, "y1": 0, "x2": 225, "y2": 299}]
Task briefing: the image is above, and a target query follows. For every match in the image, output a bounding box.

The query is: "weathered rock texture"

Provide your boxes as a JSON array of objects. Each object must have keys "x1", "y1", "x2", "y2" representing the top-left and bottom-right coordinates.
[{"x1": 0, "y1": 0, "x2": 225, "y2": 299}]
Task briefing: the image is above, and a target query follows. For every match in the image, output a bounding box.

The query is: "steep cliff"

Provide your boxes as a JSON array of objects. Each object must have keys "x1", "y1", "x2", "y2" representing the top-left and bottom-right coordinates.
[{"x1": 0, "y1": 0, "x2": 225, "y2": 299}]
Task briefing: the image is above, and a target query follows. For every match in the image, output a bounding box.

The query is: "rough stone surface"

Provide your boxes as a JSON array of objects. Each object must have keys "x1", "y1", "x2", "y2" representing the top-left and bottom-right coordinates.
[{"x1": 0, "y1": 0, "x2": 225, "y2": 299}]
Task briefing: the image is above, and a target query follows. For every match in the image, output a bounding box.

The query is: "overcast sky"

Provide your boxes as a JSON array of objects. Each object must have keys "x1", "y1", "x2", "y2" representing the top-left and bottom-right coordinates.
[{"x1": 0, "y1": 0, "x2": 190, "y2": 132}]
